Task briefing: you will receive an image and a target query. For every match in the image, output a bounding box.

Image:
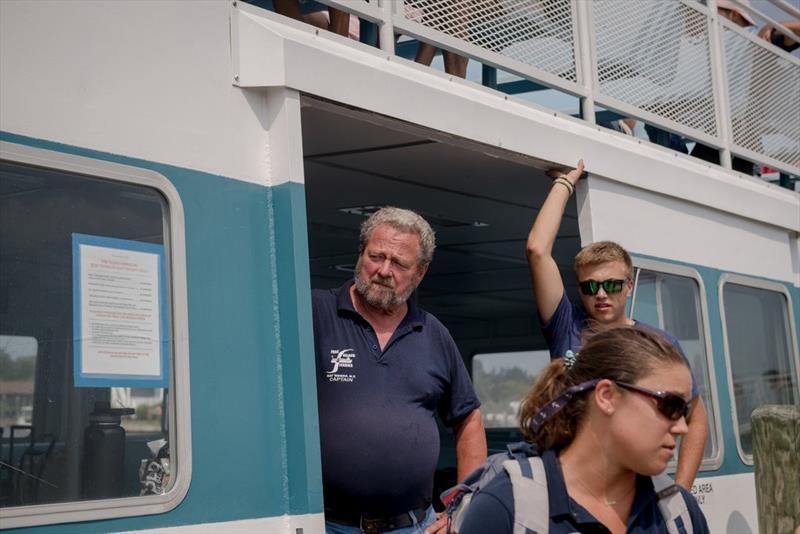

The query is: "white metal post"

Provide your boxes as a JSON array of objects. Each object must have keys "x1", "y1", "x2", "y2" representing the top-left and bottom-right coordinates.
[
  {"x1": 706, "y1": 0, "x2": 734, "y2": 170},
  {"x1": 378, "y1": 0, "x2": 395, "y2": 55},
  {"x1": 574, "y1": 0, "x2": 596, "y2": 123},
  {"x1": 266, "y1": 87, "x2": 306, "y2": 186}
]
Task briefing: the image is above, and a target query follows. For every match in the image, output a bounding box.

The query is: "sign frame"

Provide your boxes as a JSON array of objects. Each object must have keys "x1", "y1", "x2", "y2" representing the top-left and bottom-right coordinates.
[{"x1": 72, "y1": 233, "x2": 170, "y2": 388}]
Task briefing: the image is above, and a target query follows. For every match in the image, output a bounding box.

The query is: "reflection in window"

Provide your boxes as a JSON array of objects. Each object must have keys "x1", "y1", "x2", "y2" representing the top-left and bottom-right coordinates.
[
  {"x1": 0, "y1": 160, "x2": 173, "y2": 509},
  {"x1": 112, "y1": 388, "x2": 165, "y2": 433},
  {"x1": 631, "y1": 269, "x2": 718, "y2": 460},
  {"x1": 472, "y1": 350, "x2": 550, "y2": 429},
  {"x1": 0, "y1": 336, "x2": 37, "y2": 430},
  {"x1": 722, "y1": 283, "x2": 798, "y2": 457}
]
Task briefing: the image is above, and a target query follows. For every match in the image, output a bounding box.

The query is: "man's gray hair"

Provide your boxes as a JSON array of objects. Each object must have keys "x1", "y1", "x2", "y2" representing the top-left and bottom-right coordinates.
[{"x1": 359, "y1": 207, "x2": 436, "y2": 266}]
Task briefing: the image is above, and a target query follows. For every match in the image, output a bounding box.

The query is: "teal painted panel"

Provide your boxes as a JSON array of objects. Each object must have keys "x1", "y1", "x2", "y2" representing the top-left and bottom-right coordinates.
[
  {"x1": 0, "y1": 132, "x2": 322, "y2": 531},
  {"x1": 272, "y1": 182, "x2": 324, "y2": 514},
  {"x1": 633, "y1": 252, "x2": 800, "y2": 479}
]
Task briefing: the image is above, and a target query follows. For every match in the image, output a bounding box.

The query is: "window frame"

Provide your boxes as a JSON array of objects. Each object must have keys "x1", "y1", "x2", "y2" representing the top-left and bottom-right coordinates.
[
  {"x1": 631, "y1": 258, "x2": 724, "y2": 471},
  {"x1": 718, "y1": 273, "x2": 799, "y2": 466},
  {"x1": 0, "y1": 141, "x2": 192, "y2": 528}
]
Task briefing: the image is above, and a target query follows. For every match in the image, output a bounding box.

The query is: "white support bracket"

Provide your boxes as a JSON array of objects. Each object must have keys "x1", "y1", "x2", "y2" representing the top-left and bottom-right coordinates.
[{"x1": 230, "y1": 0, "x2": 287, "y2": 87}]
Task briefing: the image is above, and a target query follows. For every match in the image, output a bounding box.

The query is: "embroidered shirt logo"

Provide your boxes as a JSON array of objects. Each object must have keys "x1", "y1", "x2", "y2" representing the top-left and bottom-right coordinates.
[{"x1": 327, "y1": 348, "x2": 356, "y2": 382}]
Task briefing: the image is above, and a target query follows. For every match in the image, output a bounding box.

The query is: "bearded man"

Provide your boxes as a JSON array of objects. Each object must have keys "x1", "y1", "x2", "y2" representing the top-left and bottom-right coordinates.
[{"x1": 312, "y1": 206, "x2": 487, "y2": 534}]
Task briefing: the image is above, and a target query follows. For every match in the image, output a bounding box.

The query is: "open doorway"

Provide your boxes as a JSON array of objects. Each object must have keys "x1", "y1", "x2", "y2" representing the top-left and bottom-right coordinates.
[{"x1": 299, "y1": 95, "x2": 581, "y2": 476}]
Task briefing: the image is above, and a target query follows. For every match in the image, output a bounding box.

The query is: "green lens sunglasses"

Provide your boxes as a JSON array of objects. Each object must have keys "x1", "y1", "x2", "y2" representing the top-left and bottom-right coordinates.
[{"x1": 578, "y1": 278, "x2": 627, "y2": 296}]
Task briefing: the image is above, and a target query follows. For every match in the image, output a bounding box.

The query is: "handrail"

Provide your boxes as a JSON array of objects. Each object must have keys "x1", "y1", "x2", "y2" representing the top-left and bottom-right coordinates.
[{"x1": 300, "y1": 0, "x2": 798, "y2": 177}]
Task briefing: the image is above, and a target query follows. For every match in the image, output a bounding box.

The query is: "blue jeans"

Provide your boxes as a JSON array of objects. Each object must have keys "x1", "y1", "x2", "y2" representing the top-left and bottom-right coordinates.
[{"x1": 325, "y1": 506, "x2": 436, "y2": 534}]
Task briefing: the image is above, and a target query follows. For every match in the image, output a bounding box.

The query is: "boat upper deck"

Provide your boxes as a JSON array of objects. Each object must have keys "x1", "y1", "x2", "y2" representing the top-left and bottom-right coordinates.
[{"x1": 250, "y1": 0, "x2": 799, "y2": 185}]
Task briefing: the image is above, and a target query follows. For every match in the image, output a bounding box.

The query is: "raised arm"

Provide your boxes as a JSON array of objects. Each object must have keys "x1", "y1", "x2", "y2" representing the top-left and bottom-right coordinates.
[{"x1": 526, "y1": 159, "x2": 584, "y2": 323}]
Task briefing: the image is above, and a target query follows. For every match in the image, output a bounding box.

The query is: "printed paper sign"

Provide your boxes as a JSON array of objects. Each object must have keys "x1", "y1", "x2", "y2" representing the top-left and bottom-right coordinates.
[{"x1": 73, "y1": 234, "x2": 169, "y2": 388}]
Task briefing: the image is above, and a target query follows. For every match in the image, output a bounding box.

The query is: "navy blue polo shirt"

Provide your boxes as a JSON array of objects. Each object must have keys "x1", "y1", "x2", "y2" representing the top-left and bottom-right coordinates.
[
  {"x1": 313, "y1": 282, "x2": 480, "y2": 516},
  {"x1": 543, "y1": 292, "x2": 699, "y2": 398},
  {"x1": 459, "y1": 449, "x2": 710, "y2": 534}
]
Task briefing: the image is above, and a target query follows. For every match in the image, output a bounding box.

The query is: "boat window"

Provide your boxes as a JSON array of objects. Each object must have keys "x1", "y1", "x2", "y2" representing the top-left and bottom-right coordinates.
[
  {"x1": 631, "y1": 267, "x2": 719, "y2": 466},
  {"x1": 0, "y1": 155, "x2": 182, "y2": 525},
  {"x1": 472, "y1": 350, "x2": 550, "y2": 429},
  {"x1": 721, "y1": 281, "x2": 798, "y2": 462}
]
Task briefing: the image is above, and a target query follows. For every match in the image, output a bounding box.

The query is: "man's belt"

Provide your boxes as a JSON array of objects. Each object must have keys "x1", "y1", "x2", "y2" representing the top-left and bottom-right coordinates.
[{"x1": 325, "y1": 506, "x2": 428, "y2": 534}]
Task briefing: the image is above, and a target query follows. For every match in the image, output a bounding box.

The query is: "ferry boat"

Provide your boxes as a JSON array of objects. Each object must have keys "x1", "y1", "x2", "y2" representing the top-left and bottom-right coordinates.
[{"x1": 1, "y1": 0, "x2": 798, "y2": 532}]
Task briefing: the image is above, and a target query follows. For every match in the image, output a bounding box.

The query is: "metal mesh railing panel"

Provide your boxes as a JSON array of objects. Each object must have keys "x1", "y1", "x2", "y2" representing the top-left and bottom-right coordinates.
[
  {"x1": 593, "y1": 0, "x2": 717, "y2": 137},
  {"x1": 402, "y1": 0, "x2": 577, "y2": 82},
  {"x1": 724, "y1": 27, "x2": 800, "y2": 169}
]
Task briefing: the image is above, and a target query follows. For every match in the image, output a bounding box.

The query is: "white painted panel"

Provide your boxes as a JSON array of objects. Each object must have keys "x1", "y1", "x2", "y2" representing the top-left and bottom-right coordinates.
[
  {"x1": 693, "y1": 473, "x2": 758, "y2": 534},
  {"x1": 3, "y1": 0, "x2": 798, "y2": 228},
  {"x1": 122, "y1": 513, "x2": 325, "y2": 534},
  {"x1": 0, "y1": 1, "x2": 271, "y2": 186},
  {"x1": 231, "y1": 3, "x2": 800, "y2": 233},
  {"x1": 583, "y1": 176, "x2": 799, "y2": 286}
]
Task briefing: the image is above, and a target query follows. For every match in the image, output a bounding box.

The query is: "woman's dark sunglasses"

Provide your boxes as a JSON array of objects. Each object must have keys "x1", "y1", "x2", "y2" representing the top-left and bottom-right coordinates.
[
  {"x1": 615, "y1": 381, "x2": 690, "y2": 421},
  {"x1": 578, "y1": 278, "x2": 627, "y2": 296}
]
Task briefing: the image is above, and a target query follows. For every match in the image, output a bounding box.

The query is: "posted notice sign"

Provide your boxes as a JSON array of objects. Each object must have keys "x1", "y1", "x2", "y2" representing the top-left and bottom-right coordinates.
[{"x1": 72, "y1": 234, "x2": 169, "y2": 388}]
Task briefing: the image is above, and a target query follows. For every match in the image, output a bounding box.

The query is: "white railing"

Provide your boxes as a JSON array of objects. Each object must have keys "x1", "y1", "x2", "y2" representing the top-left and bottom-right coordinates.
[{"x1": 314, "y1": 0, "x2": 799, "y2": 176}]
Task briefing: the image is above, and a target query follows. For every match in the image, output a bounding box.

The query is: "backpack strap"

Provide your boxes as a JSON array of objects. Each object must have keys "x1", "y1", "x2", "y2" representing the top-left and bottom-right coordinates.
[
  {"x1": 506, "y1": 441, "x2": 537, "y2": 458},
  {"x1": 503, "y1": 456, "x2": 549, "y2": 534},
  {"x1": 442, "y1": 447, "x2": 527, "y2": 533},
  {"x1": 651, "y1": 474, "x2": 693, "y2": 534}
]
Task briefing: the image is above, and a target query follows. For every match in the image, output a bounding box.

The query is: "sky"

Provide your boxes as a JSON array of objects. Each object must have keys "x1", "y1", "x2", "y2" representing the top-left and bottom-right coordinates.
[{"x1": 0, "y1": 335, "x2": 38, "y2": 359}]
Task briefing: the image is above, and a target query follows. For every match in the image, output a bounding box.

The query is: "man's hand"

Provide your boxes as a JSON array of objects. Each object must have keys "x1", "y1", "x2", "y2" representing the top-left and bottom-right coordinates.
[
  {"x1": 545, "y1": 158, "x2": 585, "y2": 187},
  {"x1": 758, "y1": 20, "x2": 800, "y2": 47},
  {"x1": 424, "y1": 511, "x2": 450, "y2": 534},
  {"x1": 758, "y1": 24, "x2": 776, "y2": 41},
  {"x1": 427, "y1": 409, "x2": 486, "y2": 534}
]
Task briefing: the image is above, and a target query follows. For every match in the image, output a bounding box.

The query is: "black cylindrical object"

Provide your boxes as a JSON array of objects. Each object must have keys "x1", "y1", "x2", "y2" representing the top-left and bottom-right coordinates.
[{"x1": 82, "y1": 403, "x2": 135, "y2": 499}]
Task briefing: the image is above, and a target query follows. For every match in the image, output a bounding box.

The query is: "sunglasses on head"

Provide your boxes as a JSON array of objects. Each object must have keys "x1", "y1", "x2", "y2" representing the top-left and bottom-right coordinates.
[
  {"x1": 578, "y1": 278, "x2": 627, "y2": 296},
  {"x1": 615, "y1": 381, "x2": 690, "y2": 421}
]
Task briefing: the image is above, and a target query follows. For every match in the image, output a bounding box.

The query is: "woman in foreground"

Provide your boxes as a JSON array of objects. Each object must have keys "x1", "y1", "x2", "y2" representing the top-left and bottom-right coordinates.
[{"x1": 459, "y1": 327, "x2": 709, "y2": 534}]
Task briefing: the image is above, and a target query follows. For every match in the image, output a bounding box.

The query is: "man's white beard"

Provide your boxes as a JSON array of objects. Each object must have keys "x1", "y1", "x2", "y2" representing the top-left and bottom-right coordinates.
[{"x1": 354, "y1": 266, "x2": 416, "y2": 311}]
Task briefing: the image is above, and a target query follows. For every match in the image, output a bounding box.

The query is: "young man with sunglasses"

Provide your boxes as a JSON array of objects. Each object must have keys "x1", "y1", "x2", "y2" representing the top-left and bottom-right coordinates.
[{"x1": 525, "y1": 160, "x2": 708, "y2": 490}]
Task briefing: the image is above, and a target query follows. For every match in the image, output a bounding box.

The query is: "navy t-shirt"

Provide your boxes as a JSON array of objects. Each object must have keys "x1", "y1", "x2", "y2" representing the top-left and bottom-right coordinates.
[
  {"x1": 312, "y1": 282, "x2": 481, "y2": 516},
  {"x1": 542, "y1": 292, "x2": 699, "y2": 398},
  {"x1": 459, "y1": 449, "x2": 710, "y2": 534}
]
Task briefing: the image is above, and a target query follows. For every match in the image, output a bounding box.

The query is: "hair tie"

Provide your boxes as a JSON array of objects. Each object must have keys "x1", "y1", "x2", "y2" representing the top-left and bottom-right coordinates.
[
  {"x1": 564, "y1": 350, "x2": 578, "y2": 369},
  {"x1": 529, "y1": 378, "x2": 600, "y2": 434}
]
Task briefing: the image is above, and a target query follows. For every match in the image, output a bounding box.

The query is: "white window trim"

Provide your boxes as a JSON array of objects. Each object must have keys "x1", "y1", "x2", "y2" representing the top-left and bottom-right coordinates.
[
  {"x1": 0, "y1": 141, "x2": 192, "y2": 528},
  {"x1": 718, "y1": 273, "x2": 799, "y2": 466},
  {"x1": 631, "y1": 258, "x2": 724, "y2": 471}
]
